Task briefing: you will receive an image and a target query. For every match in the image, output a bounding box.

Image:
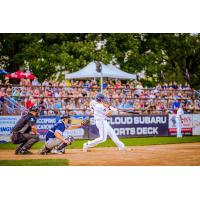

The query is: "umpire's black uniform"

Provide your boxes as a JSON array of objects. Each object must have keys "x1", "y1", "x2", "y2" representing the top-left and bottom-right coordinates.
[{"x1": 11, "y1": 107, "x2": 39, "y2": 154}]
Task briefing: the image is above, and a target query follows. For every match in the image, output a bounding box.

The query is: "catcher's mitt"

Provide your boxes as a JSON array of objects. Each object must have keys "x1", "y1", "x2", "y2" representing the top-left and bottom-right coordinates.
[
  {"x1": 66, "y1": 136, "x2": 75, "y2": 145},
  {"x1": 81, "y1": 118, "x2": 90, "y2": 126}
]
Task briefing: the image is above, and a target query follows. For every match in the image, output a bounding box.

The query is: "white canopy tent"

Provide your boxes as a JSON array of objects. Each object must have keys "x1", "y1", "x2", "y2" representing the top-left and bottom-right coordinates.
[{"x1": 65, "y1": 61, "x2": 137, "y2": 80}]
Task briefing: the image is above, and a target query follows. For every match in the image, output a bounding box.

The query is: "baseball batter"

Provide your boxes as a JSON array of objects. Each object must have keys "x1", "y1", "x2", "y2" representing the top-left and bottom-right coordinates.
[
  {"x1": 176, "y1": 103, "x2": 184, "y2": 138},
  {"x1": 83, "y1": 93, "x2": 127, "y2": 152}
]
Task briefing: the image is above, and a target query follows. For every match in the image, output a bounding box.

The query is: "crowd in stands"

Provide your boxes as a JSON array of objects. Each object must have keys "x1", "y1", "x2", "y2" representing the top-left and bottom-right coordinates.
[{"x1": 0, "y1": 78, "x2": 200, "y2": 116}]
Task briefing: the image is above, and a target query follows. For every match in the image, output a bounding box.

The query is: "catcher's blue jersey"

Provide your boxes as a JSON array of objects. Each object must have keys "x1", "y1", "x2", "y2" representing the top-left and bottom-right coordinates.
[{"x1": 46, "y1": 121, "x2": 68, "y2": 141}]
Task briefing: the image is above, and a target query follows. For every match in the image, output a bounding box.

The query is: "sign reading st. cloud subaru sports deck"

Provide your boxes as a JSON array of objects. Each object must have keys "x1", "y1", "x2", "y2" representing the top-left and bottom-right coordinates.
[{"x1": 89, "y1": 115, "x2": 168, "y2": 138}]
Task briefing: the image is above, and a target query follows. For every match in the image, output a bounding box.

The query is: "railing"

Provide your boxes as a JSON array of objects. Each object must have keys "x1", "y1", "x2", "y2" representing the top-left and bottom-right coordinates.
[
  {"x1": 0, "y1": 83, "x2": 195, "y2": 91},
  {"x1": 2, "y1": 97, "x2": 28, "y2": 115},
  {"x1": 194, "y1": 90, "x2": 200, "y2": 98}
]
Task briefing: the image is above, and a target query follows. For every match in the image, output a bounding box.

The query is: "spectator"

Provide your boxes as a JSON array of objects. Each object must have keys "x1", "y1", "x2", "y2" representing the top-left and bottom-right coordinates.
[
  {"x1": 183, "y1": 82, "x2": 191, "y2": 90},
  {"x1": 5, "y1": 77, "x2": 10, "y2": 85},
  {"x1": 114, "y1": 80, "x2": 122, "y2": 89},
  {"x1": 38, "y1": 98, "x2": 46, "y2": 115},
  {"x1": 32, "y1": 78, "x2": 40, "y2": 86},
  {"x1": 184, "y1": 100, "x2": 194, "y2": 113},
  {"x1": 134, "y1": 81, "x2": 143, "y2": 97},
  {"x1": 42, "y1": 79, "x2": 49, "y2": 87},
  {"x1": 172, "y1": 82, "x2": 178, "y2": 90},
  {"x1": 33, "y1": 88, "x2": 40, "y2": 97},
  {"x1": 54, "y1": 99, "x2": 62, "y2": 110},
  {"x1": 25, "y1": 97, "x2": 34, "y2": 109},
  {"x1": 0, "y1": 88, "x2": 6, "y2": 113},
  {"x1": 171, "y1": 98, "x2": 181, "y2": 114},
  {"x1": 12, "y1": 88, "x2": 20, "y2": 101},
  {"x1": 102, "y1": 81, "x2": 108, "y2": 90},
  {"x1": 161, "y1": 82, "x2": 168, "y2": 90},
  {"x1": 176, "y1": 92, "x2": 183, "y2": 99}
]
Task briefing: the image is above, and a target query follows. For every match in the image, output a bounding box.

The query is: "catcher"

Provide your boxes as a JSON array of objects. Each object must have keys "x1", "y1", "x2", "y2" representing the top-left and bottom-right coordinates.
[{"x1": 40, "y1": 114, "x2": 89, "y2": 154}]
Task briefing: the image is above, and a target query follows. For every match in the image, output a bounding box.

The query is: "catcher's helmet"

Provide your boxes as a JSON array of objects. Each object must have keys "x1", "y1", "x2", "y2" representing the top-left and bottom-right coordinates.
[
  {"x1": 29, "y1": 105, "x2": 39, "y2": 113},
  {"x1": 96, "y1": 93, "x2": 105, "y2": 102}
]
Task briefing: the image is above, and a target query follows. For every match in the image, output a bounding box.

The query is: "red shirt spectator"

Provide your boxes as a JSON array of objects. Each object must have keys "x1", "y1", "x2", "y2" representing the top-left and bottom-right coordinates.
[
  {"x1": 115, "y1": 81, "x2": 122, "y2": 89},
  {"x1": 25, "y1": 98, "x2": 34, "y2": 109}
]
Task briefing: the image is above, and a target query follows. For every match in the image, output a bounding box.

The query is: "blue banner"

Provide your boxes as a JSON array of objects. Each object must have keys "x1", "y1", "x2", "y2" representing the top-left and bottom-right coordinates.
[{"x1": 36, "y1": 116, "x2": 57, "y2": 139}]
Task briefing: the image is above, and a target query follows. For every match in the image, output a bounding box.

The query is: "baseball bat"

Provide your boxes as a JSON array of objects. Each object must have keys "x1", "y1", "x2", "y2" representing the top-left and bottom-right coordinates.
[{"x1": 117, "y1": 108, "x2": 140, "y2": 115}]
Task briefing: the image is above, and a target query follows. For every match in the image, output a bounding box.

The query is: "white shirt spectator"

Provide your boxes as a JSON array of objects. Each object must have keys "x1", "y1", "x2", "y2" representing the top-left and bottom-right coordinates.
[
  {"x1": 42, "y1": 80, "x2": 49, "y2": 87},
  {"x1": 54, "y1": 92, "x2": 60, "y2": 98},
  {"x1": 32, "y1": 78, "x2": 40, "y2": 86}
]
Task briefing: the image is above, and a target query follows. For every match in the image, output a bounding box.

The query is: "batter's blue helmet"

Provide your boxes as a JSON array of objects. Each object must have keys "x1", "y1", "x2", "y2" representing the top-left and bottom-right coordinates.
[{"x1": 96, "y1": 93, "x2": 105, "y2": 102}]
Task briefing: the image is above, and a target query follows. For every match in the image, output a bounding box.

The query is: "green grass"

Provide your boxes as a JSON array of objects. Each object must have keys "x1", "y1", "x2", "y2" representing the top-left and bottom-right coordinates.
[
  {"x1": 1, "y1": 136, "x2": 200, "y2": 150},
  {"x1": 0, "y1": 159, "x2": 69, "y2": 166}
]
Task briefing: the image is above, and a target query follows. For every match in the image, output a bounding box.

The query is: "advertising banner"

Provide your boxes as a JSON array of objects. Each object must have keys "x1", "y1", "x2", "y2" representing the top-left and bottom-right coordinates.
[
  {"x1": 0, "y1": 116, "x2": 21, "y2": 142},
  {"x1": 168, "y1": 114, "x2": 192, "y2": 136},
  {"x1": 0, "y1": 115, "x2": 87, "y2": 142},
  {"x1": 36, "y1": 116, "x2": 57, "y2": 140},
  {"x1": 65, "y1": 115, "x2": 88, "y2": 139},
  {"x1": 89, "y1": 115, "x2": 168, "y2": 139},
  {"x1": 192, "y1": 114, "x2": 200, "y2": 135}
]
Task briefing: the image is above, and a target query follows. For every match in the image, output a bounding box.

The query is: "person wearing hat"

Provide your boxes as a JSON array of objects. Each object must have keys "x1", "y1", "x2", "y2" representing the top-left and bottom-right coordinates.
[
  {"x1": 39, "y1": 114, "x2": 83, "y2": 154},
  {"x1": 10, "y1": 105, "x2": 40, "y2": 154},
  {"x1": 83, "y1": 93, "x2": 127, "y2": 152},
  {"x1": 175, "y1": 102, "x2": 185, "y2": 138}
]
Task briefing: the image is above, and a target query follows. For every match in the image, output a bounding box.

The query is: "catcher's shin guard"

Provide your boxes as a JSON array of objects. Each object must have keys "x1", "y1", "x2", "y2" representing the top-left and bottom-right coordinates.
[
  {"x1": 57, "y1": 142, "x2": 68, "y2": 151},
  {"x1": 57, "y1": 136, "x2": 75, "y2": 150}
]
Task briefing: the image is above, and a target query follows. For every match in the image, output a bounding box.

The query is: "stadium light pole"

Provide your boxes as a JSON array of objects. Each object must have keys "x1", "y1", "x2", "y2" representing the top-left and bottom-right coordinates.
[
  {"x1": 95, "y1": 61, "x2": 103, "y2": 92},
  {"x1": 95, "y1": 40, "x2": 107, "y2": 93},
  {"x1": 100, "y1": 69, "x2": 103, "y2": 93}
]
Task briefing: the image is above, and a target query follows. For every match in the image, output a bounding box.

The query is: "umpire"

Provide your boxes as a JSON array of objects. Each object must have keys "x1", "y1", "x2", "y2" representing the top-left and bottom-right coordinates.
[{"x1": 11, "y1": 105, "x2": 40, "y2": 154}]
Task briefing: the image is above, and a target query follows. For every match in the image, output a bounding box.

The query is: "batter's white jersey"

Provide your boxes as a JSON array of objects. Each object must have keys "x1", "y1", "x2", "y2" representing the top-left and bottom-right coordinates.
[
  {"x1": 93, "y1": 103, "x2": 109, "y2": 121},
  {"x1": 90, "y1": 100, "x2": 98, "y2": 110}
]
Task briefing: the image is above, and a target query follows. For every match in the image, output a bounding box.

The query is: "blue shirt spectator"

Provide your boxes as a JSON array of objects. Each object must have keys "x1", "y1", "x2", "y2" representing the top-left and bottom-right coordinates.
[{"x1": 171, "y1": 99, "x2": 180, "y2": 113}]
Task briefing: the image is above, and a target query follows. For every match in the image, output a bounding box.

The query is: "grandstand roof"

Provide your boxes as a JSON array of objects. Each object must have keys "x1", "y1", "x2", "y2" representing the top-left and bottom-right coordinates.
[{"x1": 65, "y1": 61, "x2": 136, "y2": 80}]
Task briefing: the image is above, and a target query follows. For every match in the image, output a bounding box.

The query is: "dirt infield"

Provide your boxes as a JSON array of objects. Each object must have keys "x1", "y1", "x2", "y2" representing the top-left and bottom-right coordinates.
[{"x1": 0, "y1": 142, "x2": 200, "y2": 166}]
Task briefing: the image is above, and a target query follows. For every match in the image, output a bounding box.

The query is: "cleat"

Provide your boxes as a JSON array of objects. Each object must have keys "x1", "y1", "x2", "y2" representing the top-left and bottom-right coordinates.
[
  {"x1": 51, "y1": 149, "x2": 63, "y2": 154},
  {"x1": 83, "y1": 143, "x2": 88, "y2": 152},
  {"x1": 39, "y1": 146, "x2": 51, "y2": 155},
  {"x1": 17, "y1": 149, "x2": 33, "y2": 155},
  {"x1": 119, "y1": 147, "x2": 131, "y2": 151},
  {"x1": 15, "y1": 147, "x2": 22, "y2": 155},
  {"x1": 15, "y1": 144, "x2": 24, "y2": 154}
]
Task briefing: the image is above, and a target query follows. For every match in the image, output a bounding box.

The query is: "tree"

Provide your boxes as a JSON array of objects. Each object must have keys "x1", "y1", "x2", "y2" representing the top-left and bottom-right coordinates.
[{"x1": 0, "y1": 33, "x2": 200, "y2": 88}]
